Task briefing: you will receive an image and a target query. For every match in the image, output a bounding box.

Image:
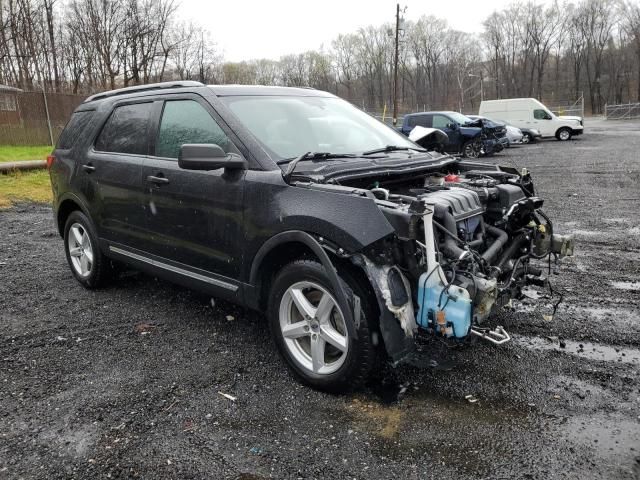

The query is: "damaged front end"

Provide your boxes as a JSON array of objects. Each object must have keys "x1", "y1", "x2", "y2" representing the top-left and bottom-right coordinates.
[{"x1": 341, "y1": 161, "x2": 574, "y2": 360}]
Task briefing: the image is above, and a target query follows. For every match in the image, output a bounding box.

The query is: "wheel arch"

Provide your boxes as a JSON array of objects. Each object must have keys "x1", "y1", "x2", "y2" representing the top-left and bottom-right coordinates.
[
  {"x1": 555, "y1": 126, "x2": 572, "y2": 139},
  {"x1": 56, "y1": 194, "x2": 90, "y2": 237},
  {"x1": 249, "y1": 231, "x2": 354, "y2": 314},
  {"x1": 248, "y1": 231, "x2": 406, "y2": 359}
]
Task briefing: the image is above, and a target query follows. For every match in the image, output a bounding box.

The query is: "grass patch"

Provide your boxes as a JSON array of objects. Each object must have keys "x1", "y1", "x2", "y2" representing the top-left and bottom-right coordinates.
[
  {"x1": 0, "y1": 145, "x2": 53, "y2": 163},
  {"x1": 0, "y1": 169, "x2": 52, "y2": 208}
]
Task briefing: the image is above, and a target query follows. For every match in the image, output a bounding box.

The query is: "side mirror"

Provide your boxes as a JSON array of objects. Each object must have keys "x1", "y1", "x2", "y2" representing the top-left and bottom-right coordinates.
[
  {"x1": 178, "y1": 144, "x2": 247, "y2": 171},
  {"x1": 447, "y1": 123, "x2": 458, "y2": 130}
]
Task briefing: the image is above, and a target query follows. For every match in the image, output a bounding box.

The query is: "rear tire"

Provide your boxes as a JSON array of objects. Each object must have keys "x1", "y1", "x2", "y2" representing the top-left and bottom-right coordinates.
[
  {"x1": 556, "y1": 128, "x2": 572, "y2": 141},
  {"x1": 268, "y1": 260, "x2": 376, "y2": 392},
  {"x1": 522, "y1": 132, "x2": 531, "y2": 144},
  {"x1": 63, "y1": 211, "x2": 111, "y2": 289}
]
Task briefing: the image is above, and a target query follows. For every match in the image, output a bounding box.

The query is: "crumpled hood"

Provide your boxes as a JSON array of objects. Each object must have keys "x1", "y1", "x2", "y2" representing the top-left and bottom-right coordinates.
[{"x1": 408, "y1": 126, "x2": 449, "y2": 145}]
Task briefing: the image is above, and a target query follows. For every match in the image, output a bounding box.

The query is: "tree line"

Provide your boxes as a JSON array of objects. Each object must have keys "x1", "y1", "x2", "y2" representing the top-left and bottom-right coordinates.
[{"x1": 1, "y1": 0, "x2": 640, "y2": 114}]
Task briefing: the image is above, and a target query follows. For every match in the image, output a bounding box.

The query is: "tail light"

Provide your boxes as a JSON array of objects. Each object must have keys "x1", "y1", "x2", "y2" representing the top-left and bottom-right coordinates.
[{"x1": 46, "y1": 155, "x2": 55, "y2": 169}]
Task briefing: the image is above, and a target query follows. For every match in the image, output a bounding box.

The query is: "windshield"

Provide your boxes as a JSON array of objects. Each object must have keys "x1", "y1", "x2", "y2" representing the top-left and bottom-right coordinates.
[
  {"x1": 448, "y1": 112, "x2": 473, "y2": 125},
  {"x1": 220, "y1": 95, "x2": 417, "y2": 160}
]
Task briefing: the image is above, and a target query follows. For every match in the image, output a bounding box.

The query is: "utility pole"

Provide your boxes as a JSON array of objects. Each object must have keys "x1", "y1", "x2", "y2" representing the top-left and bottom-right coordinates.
[{"x1": 392, "y1": 3, "x2": 400, "y2": 127}]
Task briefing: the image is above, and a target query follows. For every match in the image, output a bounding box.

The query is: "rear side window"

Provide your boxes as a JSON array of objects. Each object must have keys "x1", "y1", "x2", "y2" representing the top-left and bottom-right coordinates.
[
  {"x1": 57, "y1": 111, "x2": 94, "y2": 149},
  {"x1": 155, "y1": 100, "x2": 234, "y2": 159},
  {"x1": 407, "y1": 115, "x2": 429, "y2": 128},
  {"x1": 95, "y1": 103, "x2": 152, "y2": 154}
]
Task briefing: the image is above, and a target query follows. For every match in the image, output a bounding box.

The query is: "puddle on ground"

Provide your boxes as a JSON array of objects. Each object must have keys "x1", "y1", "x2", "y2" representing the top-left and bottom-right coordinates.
[
  {"x1": 345, "y1": 388, "x2": 533, "y2": 478},
  {"x1": 611, "y1": 281, "x2": 640, "y2": 291},
  {"x1": 560, "y1": 413, "x2": 640, "y2": 477},
  {"x1": 515, "y1": 335, "x2": 640, "y2": 365}
]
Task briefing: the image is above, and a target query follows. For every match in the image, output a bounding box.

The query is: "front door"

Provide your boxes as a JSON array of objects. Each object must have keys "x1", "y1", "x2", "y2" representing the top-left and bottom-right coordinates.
[
  {"x1": 141, "y1": 97, "x2": 246, "y2": 285},
  {"x1": 432, "y1": 114, "x2": 460, "y2": 152},
  {"x1": 532, "y1": 109, "x2": 554, "y2": 136}
]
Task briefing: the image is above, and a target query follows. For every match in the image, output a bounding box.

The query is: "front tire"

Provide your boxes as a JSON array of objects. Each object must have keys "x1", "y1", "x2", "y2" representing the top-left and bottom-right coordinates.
[
  {"x1": 462, "y1": 140, "x2": 480, "y2": 158},
  {"x1": 522, "y1": 132, "x2": 531, "y2": 144},
  {"x1": 268, "y1": 260, "x2": 376, "y2": 392},
  {"x1": 556, "y1": 128, "x2": 572, "y2": 141},
  {"x1": 63, "y1": 211, "x2": 111, "y2": 289}
]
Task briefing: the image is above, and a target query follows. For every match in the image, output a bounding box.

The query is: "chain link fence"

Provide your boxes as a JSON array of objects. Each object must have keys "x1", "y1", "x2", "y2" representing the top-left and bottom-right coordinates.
[
  {"x1": 605, "y1": 102, "x2": 640, "y2": 120},
  {"x1": 549, "y1": 94, "x2": 585, "y2": 119},
  {"x1": 0, "y1": 89, "x2": 86, "y2": 146}
]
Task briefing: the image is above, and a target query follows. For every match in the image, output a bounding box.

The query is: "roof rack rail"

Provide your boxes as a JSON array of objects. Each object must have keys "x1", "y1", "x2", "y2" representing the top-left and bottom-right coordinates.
[{"x1": 84, "y1": 81, "x2": 205, "y2": 103}]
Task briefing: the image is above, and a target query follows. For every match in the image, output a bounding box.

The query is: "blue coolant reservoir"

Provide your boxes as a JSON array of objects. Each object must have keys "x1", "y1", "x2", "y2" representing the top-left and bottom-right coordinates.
[{"x1": 417, "y1": 270, "x2": 472, "y2": 338}]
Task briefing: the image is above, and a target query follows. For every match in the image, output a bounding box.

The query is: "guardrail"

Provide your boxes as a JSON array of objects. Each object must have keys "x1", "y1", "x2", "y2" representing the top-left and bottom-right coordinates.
[{"x1": 605, "y1": 102, "x2": 640, "y2": 120}]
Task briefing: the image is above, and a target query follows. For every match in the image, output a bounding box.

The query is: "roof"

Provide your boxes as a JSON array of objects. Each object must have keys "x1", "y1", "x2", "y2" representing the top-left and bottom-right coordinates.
[
  {"x1": 0, "y1": 84, "x2": 22, "y2": 93},
  {"x1": 82, "y1": 81, "x2": 334, "y2": 103},
  {"x1": 84, "y1": 81, "x2": 205, "y2": 103},
  {"x1": 405, "y1": 111, "x2": 459, "y2": 116},
  {"x1": 207, "y1": 85, "x2": 333, "y2": 97}
]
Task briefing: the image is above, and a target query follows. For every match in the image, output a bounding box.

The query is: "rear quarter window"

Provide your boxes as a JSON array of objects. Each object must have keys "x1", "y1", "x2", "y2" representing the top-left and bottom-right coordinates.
[
  {"x1": 57, "y1": 111, "x2": 94, "y2": 150},
  {"x1": 95, "y1": 103, "x2": 153, "y2": 155}
]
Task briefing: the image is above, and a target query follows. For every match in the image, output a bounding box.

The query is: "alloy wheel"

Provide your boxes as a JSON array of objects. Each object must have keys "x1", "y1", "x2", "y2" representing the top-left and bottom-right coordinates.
[
  {"x1": 464, "y1": 143, "x2": 479, "y2": 158},
  {"x1": 278, "y1": 281, "x2": 349, "y2": 375},
  {"x1": 67, "y1": 223, "x2": 94, "y2": 278}
]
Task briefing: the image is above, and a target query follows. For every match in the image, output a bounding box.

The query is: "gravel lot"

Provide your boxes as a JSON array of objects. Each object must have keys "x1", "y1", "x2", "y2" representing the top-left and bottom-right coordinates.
[{"x1": 1, "y1": 119, "x2": 639, "y2": 479}]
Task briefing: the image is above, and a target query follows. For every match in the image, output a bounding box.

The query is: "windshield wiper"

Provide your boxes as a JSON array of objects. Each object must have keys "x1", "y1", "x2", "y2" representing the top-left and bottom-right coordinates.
[
  {"x1": 280, "y1": 152, "x2": 357, "y2": 182},
  {"x1": 362, "y1": 145, "x2": 426, "y2": 155}
]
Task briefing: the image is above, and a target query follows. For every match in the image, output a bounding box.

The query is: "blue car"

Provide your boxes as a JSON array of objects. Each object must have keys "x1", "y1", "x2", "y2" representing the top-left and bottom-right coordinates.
[{"x1": 400, "y1": 111, "x2": 502, "y2": 158}]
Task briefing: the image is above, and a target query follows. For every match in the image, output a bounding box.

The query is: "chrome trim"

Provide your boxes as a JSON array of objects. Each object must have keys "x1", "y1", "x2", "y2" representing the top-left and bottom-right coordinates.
[{"x1": 109, "y1": 246, "x2": 238, "y2": 291}]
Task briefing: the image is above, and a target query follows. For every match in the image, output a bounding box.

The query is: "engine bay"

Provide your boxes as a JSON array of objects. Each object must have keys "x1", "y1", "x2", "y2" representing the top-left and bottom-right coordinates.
[{"x1": 343, "y1": 161, "x2": 575, "y2": 343}]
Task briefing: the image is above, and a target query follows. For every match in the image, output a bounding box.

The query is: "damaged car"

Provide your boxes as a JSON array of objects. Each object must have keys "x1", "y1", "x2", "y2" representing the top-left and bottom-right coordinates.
[{"x1": 49, "y1": 82, "x2": 574, "y2": 392}]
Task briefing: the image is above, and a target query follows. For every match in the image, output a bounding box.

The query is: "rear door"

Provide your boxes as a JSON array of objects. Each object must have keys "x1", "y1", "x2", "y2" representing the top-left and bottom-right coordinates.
[
  {"x1": 403, "y1": 114, "x2": 428, "y2": 135},
  {"x1": 140, "y1": 96, "x2": 246, "y2": 286},
  {"x1": 82, "y1": 101, "x2": 153, "y2": 250}
]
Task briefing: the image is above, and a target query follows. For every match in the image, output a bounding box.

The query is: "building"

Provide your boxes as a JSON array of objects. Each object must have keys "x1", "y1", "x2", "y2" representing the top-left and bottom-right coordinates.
[{"x1": 0, "y1": 85, "x2": 23, "y2": 125}]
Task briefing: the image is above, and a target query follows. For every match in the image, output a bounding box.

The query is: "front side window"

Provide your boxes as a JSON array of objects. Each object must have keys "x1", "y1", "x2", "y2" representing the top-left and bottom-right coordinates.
[
  {"x1": 534, "y1": 109, "x2": 552, "y2": 120},
  {"x1": 432, "y1": 115, "x2": 450, "y2": 129},
  {"x1": 155, "y1": 100, "x2": 234, "y2": 159},
  {"x1": 95, "y1": 103, "x2": 152, "y2": 154},
  {"x1": 220, "y1": 95, "x2": 417, "y2": 160}
]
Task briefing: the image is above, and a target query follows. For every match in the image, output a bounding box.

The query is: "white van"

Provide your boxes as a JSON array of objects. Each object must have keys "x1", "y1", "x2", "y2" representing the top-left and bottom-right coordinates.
[{"x1": 479, "y1": 98, "x2": 583, "y2": 141}]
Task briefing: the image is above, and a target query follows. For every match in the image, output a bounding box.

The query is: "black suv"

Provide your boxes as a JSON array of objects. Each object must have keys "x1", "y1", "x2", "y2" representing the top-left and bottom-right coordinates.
[{"x1": 50, "y1": 82, "x2": 573, "y2": 392}]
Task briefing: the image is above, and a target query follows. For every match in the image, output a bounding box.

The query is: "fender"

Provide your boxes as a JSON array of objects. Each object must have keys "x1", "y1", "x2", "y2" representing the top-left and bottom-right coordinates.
[
  {"x1": 54, "y1": 191, "x2": 92, "y2": 236},
  {"x1": 249, "y1": 230, "x2": 357, "y2": 337}
]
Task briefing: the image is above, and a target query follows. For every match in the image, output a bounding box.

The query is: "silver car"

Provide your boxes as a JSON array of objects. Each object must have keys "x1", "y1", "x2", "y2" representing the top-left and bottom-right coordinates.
[{"x1": 505, "y1": 124, "x2": 524, "y2": 146}]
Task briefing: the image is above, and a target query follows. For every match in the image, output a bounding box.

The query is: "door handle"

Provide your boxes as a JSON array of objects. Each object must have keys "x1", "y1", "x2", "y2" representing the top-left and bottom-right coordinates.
[
  {"x1": 147, "y1": 175, "x2": 169, "y2": 185},
  {"x1": 82, "y1": 164, "x2": 95, "y2": 173}
]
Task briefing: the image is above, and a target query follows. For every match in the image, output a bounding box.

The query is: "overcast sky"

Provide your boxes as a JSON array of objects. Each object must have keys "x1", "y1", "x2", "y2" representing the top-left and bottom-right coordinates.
[{"x1": 177, "y1": 0, "x2": 524, "y2": 62}]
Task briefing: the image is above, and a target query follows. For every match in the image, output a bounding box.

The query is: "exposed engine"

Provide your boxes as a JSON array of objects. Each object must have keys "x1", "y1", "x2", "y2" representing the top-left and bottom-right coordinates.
[{"x1": 350, "y1": 163, "x2": 574, "y2": 343}]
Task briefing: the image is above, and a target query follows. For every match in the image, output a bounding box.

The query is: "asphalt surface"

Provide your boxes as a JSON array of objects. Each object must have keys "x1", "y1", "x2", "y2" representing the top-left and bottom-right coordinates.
[{"x1": 1, "y1": 120, "x2": 639, "y2": 479}]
